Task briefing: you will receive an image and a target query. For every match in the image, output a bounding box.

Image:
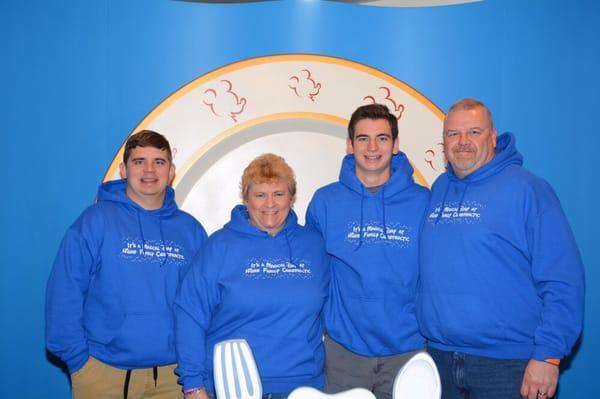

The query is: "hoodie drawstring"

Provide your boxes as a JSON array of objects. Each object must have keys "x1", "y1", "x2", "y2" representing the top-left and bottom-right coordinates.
[
  {"x1": 456, "y1": 183, "x2": 469, "y2": 220},
  {"x1": 381, "y1": 185, "x2": 389, "y2": 240},
  {"x1": 136, "y1": 211, "x2": 147, "y2": 254},
  {"x1": 136, "y1": 211, "x2": 168, "y2": 267},
  {"x1": 158, "y1": 217, "x2": 167, "y2": 267},
  {"x1": 122, "y1": 367, "x2": 159, "y2": 398},
  {"x1": 123, "y1": 369, "x2": 132, "y2": 399},
  {"x1": 435, "y1": 181, "x2": 469, "y2": 224},
  {"x1": 284, "y1": 231, "x2": 293, "y2": 266},
  {"x1": 435, "y1": 182, "x2": 451, "y2": 224},
  {"x1": 355, "y1": 185, "x2": 389, "y2": 246},
  {"x1": 355, "y1": 186, "x2": 365, "y2": 250}
]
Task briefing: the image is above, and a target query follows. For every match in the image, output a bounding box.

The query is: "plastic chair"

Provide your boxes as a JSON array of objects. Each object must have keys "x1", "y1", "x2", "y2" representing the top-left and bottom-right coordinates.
[
  {"x1": 288, "y1": 387, "x2": 376, "y2": 399},
  {"x1": 392, "y1": 351, "x2": 441, "y2": 399},
  {"x1": 213, "y1": 339, "x2": 262, "y2": 399}
]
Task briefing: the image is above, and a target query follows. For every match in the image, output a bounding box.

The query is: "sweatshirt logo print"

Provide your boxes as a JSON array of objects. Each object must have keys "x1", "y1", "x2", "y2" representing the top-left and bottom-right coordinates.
[
  {"x1": 345, "y1": 221, "x2": 411, "y2": 247},
  {"x1": 427, "y1": 201, "x2": 484, "y2": 224},
  {"x1": 244, "y1": 257, "x2": 312, "y2": 279},
  {"x1": 120, "y1": 238, "x2": 186, "y2": 265}
]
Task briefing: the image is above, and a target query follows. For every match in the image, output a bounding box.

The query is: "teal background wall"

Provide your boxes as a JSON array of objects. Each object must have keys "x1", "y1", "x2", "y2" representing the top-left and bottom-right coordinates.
[{"x1": 2, "y1": 0, "x2": 598, "y2": 396}]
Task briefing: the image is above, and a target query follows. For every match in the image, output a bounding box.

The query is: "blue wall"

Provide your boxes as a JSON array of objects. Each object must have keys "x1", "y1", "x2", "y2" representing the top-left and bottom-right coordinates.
[{"x1": 2, "y1": 0, "x2": 598, "y2": 396}]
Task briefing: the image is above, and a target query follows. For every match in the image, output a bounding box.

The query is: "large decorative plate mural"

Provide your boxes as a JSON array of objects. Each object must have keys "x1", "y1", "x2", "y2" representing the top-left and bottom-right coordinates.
[{"x1": 104, "y1": 54, "x2": 445, "y2": 233}]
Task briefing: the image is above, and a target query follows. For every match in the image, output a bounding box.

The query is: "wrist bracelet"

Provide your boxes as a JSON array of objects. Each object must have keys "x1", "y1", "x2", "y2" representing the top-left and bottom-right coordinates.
[
  {"x1": 184, "y1": 387, "x2": 203, "y2": 395},
  {"x1": 544, "y1": 358, "x2": 560, "y2": 366}
]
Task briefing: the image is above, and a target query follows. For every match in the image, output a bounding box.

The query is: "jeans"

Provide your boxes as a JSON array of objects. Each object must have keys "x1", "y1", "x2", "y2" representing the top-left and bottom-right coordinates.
[
  {"x1": 428, "y1": 348, "x2": 528, "y2": 399},
  {"x1": 325, "y1": 335, "x2": 422, "y2": 399}
]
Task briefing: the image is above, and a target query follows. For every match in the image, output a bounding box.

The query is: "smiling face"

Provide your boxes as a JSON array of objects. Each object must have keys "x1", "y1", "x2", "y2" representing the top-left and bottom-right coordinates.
[
  {"x1": 347, "y1": 118, "x2": 399, "y2": 187},
  {"x1": 245, "y1": 180, "x2": 293, "y2": 236},
  {"x1": 443, "y1": 106, "x2": 497, "y2": 179},
  {"x1": 119, "y1": 146, "x2": 175, "y2": 210}
]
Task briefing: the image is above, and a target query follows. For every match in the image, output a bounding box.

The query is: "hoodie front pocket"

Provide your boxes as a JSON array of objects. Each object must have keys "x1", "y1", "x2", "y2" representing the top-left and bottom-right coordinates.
[
  {"x1": 419, "y1": 292, "x2": 507, "y2": 347},
  {"x1": 105, "y1": 311, "x2": 174, "y2": 364},
  {"x1": 84, "y1": 309, "x2": 126, "y2": 345},
  {"x1": 221, "y1": 330, "x2": 321, "y2": 381}
]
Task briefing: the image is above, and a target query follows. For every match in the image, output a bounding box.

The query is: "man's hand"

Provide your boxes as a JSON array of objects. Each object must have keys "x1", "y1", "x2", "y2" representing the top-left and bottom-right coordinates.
[{"x1": 520, "y1": 359, "x2": 559, "y2": 399}]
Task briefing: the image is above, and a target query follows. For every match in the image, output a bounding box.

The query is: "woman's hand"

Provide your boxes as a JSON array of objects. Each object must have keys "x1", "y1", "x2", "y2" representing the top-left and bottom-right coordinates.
[{"x1": 184, "y1": 388, "x2": 209, "y2": 399}]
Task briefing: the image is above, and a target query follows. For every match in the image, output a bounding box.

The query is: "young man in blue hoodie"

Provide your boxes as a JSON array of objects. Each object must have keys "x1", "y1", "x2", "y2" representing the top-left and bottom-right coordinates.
[
  {"x1": 418, "y1": 99, "x2": 584, "y2": 399},
  {"x1": 46, "y1": 130, "x2": 207, "y2": 399},
  {"x1": 306, "y1": 104, "x2": 429, "y2": 399}
]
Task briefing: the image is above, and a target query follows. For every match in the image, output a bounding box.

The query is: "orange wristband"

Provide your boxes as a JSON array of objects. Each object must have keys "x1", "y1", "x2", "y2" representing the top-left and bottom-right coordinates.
[{"x1": 544, "y1": 358, "x2": 560, "y2": 366}]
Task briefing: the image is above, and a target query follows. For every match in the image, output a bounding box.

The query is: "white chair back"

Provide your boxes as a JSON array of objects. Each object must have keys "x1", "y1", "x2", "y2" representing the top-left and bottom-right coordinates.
[
  {"x1": 213, "y1": 339, "x2": 262, "y2": 399},
  {"x1": 392, "y1": 352, "x2": 441, "y2": 399}
]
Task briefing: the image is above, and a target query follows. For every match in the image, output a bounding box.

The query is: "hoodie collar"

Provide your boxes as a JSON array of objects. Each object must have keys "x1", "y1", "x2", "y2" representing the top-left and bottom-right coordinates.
[
  {"x1": 447, "y1": 132, "x2": 523, "y2": 184},
  {"x1": 225, "y1": 204, "x2": 298, "y2": 237},
  {"x1": 339, "y1": 151, "x2": 416, "y2": 197},
  {"x1": 339, "y1": 152, "x2": 414, "y2": 249},
  {"x1": 97, "y1": 179, "x2": 176, "y2": 267},
  {"x1": 97, "y1": 179, "x2": 178, "y2": 216},
  {"x1": 434, "y1": 133, "x2": 523, "y2": 224}
]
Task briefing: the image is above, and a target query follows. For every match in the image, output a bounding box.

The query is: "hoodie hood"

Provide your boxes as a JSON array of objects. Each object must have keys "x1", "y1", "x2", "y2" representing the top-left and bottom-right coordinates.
[
  {"x1": 305, "y1": 151, "x2": 429, "y2": 356},
  {"x1": 175, "y1": 206, "x2": 329, "y2": 393},
  {"x1": 225, "y1": 204, "x2": 299, "y2": 265},
  {"x1": 435, "y1": 132, "x2": 523, "y2": 224},
  {"x1": 46, "y1": 179, "x2": 207, "y2": 372},
  {"x1": 418, "y1": 131, "x2": 584, "y2": 361},
  {"x1": 225, "y1": 204, "x2": 299, "y2": 237},
  {"x1": 339, "y1": 152, "x2": 416, "y2": 196},
  {"x1": 97, "y1": 179, "x2": 178, "y2": 267},
  {"x1": 97, "y1": 179, "x2": 178, "y2": 216},
  {"x1": 447, "y1": 132, "x2": 523, "y2": 183},
  {"x1": 338, "y1": 152, "x2": 416, "y2": 246}
]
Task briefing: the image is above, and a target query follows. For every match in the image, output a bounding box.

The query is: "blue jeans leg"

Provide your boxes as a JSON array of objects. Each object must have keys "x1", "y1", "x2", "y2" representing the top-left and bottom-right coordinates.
[
  {"x1": 429, "y1": 348, "x2": 466, "y2": 399},
  {"x1": 428, "y1": 348, "x2": 528, "y2": 399}
]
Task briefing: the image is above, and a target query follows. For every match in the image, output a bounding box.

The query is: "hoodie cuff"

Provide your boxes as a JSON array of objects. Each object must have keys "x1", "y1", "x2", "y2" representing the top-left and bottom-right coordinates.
[
  {"x1": 183, "y1": 376, "x2": 207, "y2": 392},
  {"x1": 532, "y1": 345, "x2": 562, "y2": 362}
]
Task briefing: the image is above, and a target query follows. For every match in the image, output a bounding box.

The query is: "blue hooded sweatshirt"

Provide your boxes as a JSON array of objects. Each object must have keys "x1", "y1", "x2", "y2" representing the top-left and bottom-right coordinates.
[
  {"x1": 306, "y1": 153, "x2": 429, "y2": 356},
  {"x1": 174, "y1": 205, "x2": 330, "y2": 393},
  {"x1": 46, "y1": 179, "x2": 207, "y2": 373},
  {"x1": 417, "y1": 133, "x2": 585, "y2": 361}
]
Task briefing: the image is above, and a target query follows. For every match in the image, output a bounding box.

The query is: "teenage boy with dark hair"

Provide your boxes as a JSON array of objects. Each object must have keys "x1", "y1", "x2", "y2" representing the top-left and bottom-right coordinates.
[
  {"x1": 46, "y1": 130, "x2": 207, "y2": 399},
  {"x1": 306, "y1": 104, "x2": 429, "y2": 399}
]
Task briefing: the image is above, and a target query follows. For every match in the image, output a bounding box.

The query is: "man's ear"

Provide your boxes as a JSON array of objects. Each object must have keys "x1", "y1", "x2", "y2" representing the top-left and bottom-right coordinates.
[
  {"x1": 119, "y1": 162, "x2": 127, "y2": 179},
  {"x1": 168, "y1": 163, "x2": 176, "y2": 185},
  {"x1": 346, "y1": 137, "x2": 354, "y2": 154},
  {"x1": 393, "y1": 137, "x2": 399, "y2": 155},
  {"x1": 491, "y1": 127, "x2": 498, "y2": 148}
]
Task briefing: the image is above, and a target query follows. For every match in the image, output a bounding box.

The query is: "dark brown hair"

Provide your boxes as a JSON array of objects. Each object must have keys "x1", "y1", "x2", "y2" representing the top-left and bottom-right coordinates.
[
  {"x1": 348, "y1": 104, "x2": 398, "y2": 141},
  {"x1": 123, "y1": 130, "x2": 172, "y2": 163}
]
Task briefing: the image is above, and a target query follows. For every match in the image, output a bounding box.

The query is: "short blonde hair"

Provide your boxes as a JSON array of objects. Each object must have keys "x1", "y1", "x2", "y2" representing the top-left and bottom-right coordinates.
[{"x1": 240, "y1": 153, "x2": 297, "y2": 202}]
